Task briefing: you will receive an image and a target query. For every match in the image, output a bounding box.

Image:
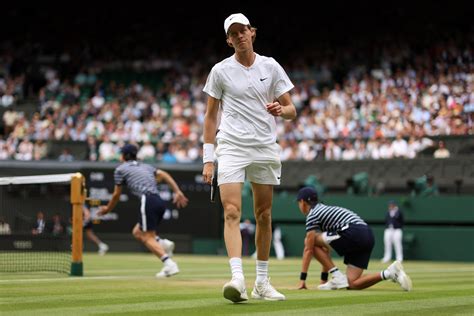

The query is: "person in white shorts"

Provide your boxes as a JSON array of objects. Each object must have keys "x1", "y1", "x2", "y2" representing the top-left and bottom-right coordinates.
[{"x1": 202, "y1": 13, "x2": 296, "y2": 303}]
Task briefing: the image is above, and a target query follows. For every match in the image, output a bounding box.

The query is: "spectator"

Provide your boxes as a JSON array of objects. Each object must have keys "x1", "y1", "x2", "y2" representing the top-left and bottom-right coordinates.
[
  {"x1": 32, "y1": 211, "x2": 46, "y2": 235},
  {"x1": 47, "y1": 214, "x2": 66, "y2": 236},
  {"x1": 0, "y1": 216, "x2": 11, "y2": 235},
  {"x1": 433, "y1": 141, "x2": 450, "y2": 159},
  {"x1": 33, "y1": 139, "x2": 48, "y2": 160},
  {"x1": 58, "y1": 148, "x2": 74, "y2": 162}
]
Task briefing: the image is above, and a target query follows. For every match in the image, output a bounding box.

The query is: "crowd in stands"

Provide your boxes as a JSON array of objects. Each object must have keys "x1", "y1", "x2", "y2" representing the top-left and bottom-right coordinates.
[{"x1": 0, "y1": 7, "x2": 472, "y2": 163}]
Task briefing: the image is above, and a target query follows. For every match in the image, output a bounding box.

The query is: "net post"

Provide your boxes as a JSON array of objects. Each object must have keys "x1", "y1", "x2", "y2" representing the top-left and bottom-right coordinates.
[{"x1": 70, "y1": 172, "x2": 85, "y2": 276}]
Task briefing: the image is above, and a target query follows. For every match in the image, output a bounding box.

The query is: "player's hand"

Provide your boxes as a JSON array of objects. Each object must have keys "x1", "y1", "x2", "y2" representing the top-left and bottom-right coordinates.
[
  {"x1": 174, "y1": 191, "x2": 189, "y2": 208},
  {"x1": 202, "y1": 162, "x2": 214, "y2": 184},
  {"x1": 266, "y1": 102, "x2": 283, "y2": 117},
  {"x1": 97, "y1": 206, "x2": 109, "y2": 216},
  {"x1": 297, "y1": 280, "x2": 308, "y2": 290}
]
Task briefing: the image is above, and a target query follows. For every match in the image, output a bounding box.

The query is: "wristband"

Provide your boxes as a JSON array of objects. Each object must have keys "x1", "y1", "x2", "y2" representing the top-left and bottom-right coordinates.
[
  {"x1": 300, "y1": 272, "x2": 307, "y2": 281},
  {"x1": 321, "y1": 272, "x2": 329, "y2": 281},
  {"x1": 203, "y1": 143, "x2": 215, "y2": 163}
]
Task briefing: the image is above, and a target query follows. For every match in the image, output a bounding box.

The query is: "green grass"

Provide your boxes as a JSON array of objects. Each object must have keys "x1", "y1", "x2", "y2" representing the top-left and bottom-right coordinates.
[{"x1": 1, "y1": 254, "x2": 473, "y2": 315}]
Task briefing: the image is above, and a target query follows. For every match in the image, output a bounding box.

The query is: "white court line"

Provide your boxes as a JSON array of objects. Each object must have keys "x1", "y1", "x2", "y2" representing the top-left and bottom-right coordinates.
[{"x1": 0, "y1": 275, "x2": 149, "y2": 284}]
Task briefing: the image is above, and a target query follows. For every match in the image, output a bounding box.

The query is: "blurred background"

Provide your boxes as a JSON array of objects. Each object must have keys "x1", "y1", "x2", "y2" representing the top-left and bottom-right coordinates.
[{"x1": 0, "y1": 2, "x2": 473, "y2": 262}]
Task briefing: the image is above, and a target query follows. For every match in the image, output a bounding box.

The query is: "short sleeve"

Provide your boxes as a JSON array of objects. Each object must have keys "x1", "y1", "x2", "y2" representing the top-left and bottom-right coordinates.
[{"x1": 203, "y1": 65, "x2": 223, "y2": 100}]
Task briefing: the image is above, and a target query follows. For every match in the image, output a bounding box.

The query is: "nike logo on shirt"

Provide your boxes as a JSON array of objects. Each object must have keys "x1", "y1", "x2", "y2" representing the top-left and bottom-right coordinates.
[{"x1": 260, "y1": 77, "x2": 268, "y2": 81}]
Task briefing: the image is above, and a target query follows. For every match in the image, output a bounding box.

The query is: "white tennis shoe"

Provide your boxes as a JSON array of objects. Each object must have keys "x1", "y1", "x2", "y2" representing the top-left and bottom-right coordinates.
[
  {"x1": 156, "y1": 260, "x2": 179, "y2": 278},
  {"x1": 98, "y1": 243, "x2": 109, "y2": 256},
  {"x1": 317, "y1": 273, "x2": 349, "y2": 290},
  {"x1": 223, "y1": 278, "x2": 248, "y2": 303},
  {"x1": 387, "y1": 260, "x2": 412, "y2": 291},
  {"x1": 251, "y1": 278, "x2": 285, "y2": 301}
]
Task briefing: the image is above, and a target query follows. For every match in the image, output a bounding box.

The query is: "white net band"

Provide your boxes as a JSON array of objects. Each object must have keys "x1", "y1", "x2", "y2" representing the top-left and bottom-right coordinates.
[{"x1": 0, "y1": 173, "x2": 78, "y2": 186}]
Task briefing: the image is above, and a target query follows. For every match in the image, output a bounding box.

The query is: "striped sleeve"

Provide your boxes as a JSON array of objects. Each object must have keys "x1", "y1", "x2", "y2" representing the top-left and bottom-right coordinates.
[{"x1": 114, "y1": 167, "x2": 124, "y2": 185}]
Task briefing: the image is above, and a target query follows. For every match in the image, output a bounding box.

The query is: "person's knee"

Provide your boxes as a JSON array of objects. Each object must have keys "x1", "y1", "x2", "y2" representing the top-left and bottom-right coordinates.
[
  {"x1": 254, "y1": 209, "x2": 271, "y2": 226},
  {"x1": 224, "y1": 204, "x2": 241, "y2": 224},
  {"x1": 132, "y1": 227, "x2": 142, "y2": 241}
]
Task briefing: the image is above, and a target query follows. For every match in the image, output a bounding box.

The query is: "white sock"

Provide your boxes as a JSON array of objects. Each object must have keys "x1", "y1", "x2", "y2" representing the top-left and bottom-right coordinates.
[
  {"x1": 381, "y1": 269, "x2": 390, "y2": 280},
  {"x1": 329, "y1": 267, "x2": 343, "y2": 278},
  {"x1": 229, "y1": 257, "x2": 244, "y2": 280},
  {"x1": 256, "y1": 260, "x2": 268, "y2": 284},
  {"x1": 99, "y1": 242, "x2": 107, "y2": 248}
]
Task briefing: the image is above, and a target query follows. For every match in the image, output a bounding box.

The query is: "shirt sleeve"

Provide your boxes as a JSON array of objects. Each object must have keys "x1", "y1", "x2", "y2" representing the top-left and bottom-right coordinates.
[
  {"x1": 305, "y1": 217, "x2": 321, "y2": 233},
  {"x1": 203, "y1": 65, "x2": 223, "y2": 100},
  {"x1": 271, "y1": 58, "x2": 294, "y2": 98},
  {"x1": 113, "y1": 167, "x2": 124, "y2": 186}
]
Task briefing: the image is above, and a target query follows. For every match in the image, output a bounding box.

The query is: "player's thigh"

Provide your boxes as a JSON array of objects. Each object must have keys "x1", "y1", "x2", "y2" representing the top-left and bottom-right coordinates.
[
  {"x1": 246, "y1": 143, "x2": 281, "y2": 185},
  {"x1": 219, "y1": 182, "x2": 243, "y2": 213},
  {"x1": 251, "y1": 182, "x2": 273, "y2": 214}
]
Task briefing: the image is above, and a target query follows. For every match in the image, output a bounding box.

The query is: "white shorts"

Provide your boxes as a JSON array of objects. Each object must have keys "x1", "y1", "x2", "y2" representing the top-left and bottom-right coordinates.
[{"x1": 215, "y1": 139, "x2": 281, "y2": 185}]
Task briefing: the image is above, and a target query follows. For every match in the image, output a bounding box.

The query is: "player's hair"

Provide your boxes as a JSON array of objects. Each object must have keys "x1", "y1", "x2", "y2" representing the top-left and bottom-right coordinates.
[
  {"x1": 307, "y1": 196, "x2": 319, "y2": 206},
  {"x1": 123, "y1": 152, "x2": 137, "y2": 161}
]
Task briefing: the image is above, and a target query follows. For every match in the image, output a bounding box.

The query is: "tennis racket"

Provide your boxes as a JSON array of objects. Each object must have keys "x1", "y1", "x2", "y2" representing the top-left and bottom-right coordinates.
[{"x1": 210, "y1": 161, "x2": 218, "y2": 203}]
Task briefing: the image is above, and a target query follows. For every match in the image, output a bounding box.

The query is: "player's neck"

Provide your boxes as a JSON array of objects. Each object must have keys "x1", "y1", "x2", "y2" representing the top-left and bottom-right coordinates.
[{"x1": 235, "y1": 51, "x2": 256, "y2": 68}]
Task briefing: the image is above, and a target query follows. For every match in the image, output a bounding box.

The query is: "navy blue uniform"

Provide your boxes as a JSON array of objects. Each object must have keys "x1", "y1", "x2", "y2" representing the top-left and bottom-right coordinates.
[
  {"x1": 114, "y1": 161, "x2": 166, "y2": 231},
  {"x1": 306, "y1": 203, "x2": 374, "y2": 269}
]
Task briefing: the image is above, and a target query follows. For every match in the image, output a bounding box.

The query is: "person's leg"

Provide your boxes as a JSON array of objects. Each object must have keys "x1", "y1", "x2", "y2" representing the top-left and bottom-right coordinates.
[
  {"x1": 346, "y1": 264, "x2": 382, "y2": 289},
  {"x1": 135, "y1": 228, "x2": 167, "y2": 258},
  {"x1": 313, "y1": 245, "x2": 335, "y2": 272},
  {"x1": 220, "y1": 182, "x2": 248, "y2": 302},
  {"x1": 85, "y1": 228, "x2": 101, "y2": 245},
  {"x1": 382, "y1": 228, "x2": 392, "y2": 262},
  {"x1": 132, "y1": 223, "x2": 144, "y2": 242},
  {"x1": 272, "y1": 226, "x2": 285, "y2": 260},
  {"x1": 252, "y1": 183, "x2": 273, "y2": 284},
  {"x1": 250, "y1": 183, "x2": 284, "y2": 300},
  {"x1": 138, "y1": 195, "x2": 179, "y2": 278},
  {"x1": 220, "y1": 183, "x2": 244, "y2": 277},
  {"x1": 86, "y1": 228, "x2": 108, "y2": 254},
  {"x1": 313, "y1": 234, "x2": 348, "y2": 290},
  {"x1": 394, "y1": 229, "x2": 403, "y2": 262}
]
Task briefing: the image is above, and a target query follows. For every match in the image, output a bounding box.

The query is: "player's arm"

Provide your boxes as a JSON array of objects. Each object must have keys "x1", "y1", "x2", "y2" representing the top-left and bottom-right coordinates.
[
  {"x1": 98, "y1": 185, "x2": 122, "y2": 215},
  {"x1": 83, "y1": 206, "x2": 91, "y2": 221},
  {"x1": 156, "y1": 169, "x2": 188, "y2": 208},
  {"x1": 202, "y1": 96, "x2": 220, "y2": 185},
  {"x1": 266, "y1": 92, "x2": 296, "y2": 120},
  {"x1": 298, "y1": 230, "x2": 316, "y2": 289}
]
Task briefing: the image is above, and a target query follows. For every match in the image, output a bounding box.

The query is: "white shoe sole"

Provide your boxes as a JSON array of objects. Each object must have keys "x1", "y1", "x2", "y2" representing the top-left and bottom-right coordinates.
[
  {"x1": 223, "y1": 284, "x2": 248, "y2": 303},
  {"x1": 398, "y1": 270, "x2": 412, "y2": 291},
  {"x1": 156, "y1": 268, "x2": 179, "y2": 278},
  {"x1": 251, "y1": 290, "x2": 286, "y2": 301}
]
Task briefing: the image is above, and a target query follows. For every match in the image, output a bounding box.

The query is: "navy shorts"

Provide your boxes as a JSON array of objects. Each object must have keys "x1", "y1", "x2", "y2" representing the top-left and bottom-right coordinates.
[
  {"x1": 138, "y1": 194, "x2": 166, "y2": 232},
  {"x1": 329, "y1": 224, "x2": 375, "y2": 269},
  {"x1": 83, "y1": 219, "x2": 93, "y2": 230}
]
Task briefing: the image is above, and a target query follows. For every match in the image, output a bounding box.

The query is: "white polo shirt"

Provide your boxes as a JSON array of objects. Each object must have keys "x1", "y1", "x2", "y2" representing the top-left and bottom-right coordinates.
[{"x1": 203, "y1": 53, "x2": 294, "y2": 147}]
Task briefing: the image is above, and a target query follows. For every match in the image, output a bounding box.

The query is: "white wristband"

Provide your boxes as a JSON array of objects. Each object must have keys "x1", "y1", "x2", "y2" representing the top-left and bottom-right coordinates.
[{"x1": 203, "y1": 143, "x2": 215, "y2": 163}]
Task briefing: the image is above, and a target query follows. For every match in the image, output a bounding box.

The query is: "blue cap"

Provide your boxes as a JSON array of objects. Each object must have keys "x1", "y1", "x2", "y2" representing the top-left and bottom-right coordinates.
[
  {"x1": 296, "y1": 186, "x2": 318, "y2": 203},
  {"x1": 121, "y1": 144, "x2": 138, "y2": 155},
  {"x1": 388, "y1": 200, "x2": 397, "y2": 205}
]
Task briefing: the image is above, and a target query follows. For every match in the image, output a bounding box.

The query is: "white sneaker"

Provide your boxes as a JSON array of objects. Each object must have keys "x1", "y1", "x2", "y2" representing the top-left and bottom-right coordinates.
[
  {"x1": 156, "y1": 260, "x2": 179, "y2": 278},
  {"x1": 223, "y1": 278, "x2": 248, "y2": 303},
  {"x1": 251, "y1": 278, "x2": 285, "y2": 301},
  {"x1": 386, "y1": 261, "x2": 412, "y2": 291},
  {"x1": 159, "y1": 238, "x2": 175, "y2": 257},
  {"x1": 98, "y1": 243, "x2": 109, "y2": 255},
  {"x1": 317, "y1": 274, "x2": 349, "y2": 290}
]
